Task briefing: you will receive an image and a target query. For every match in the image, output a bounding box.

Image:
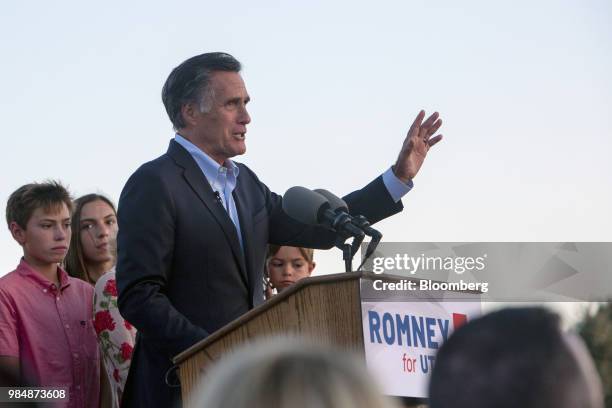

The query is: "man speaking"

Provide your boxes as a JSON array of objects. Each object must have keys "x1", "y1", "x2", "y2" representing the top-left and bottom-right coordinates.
[{"x1": 116, "y1": 52, "x2": 443, "y2": 407}]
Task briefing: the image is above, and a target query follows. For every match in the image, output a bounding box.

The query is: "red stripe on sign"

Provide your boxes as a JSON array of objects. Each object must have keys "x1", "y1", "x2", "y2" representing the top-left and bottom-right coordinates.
[{"x1": 452, "y1": 313, "x2": 467, "y2": 330}]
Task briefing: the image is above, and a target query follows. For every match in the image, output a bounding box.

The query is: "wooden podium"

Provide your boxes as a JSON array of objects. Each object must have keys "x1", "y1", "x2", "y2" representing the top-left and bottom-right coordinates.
[{"x1": 172, "y1": 271, "x2": 393, "y2": 407}]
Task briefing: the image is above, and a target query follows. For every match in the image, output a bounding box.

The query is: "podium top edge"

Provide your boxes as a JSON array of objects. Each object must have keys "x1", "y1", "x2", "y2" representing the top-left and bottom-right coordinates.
[{"x1": 173, "y1": 271, "x2": 411, "y2": 364}]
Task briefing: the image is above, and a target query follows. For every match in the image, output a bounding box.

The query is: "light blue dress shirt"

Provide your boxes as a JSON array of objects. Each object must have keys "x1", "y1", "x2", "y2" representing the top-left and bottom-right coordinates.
[
  {"x1": 174, "y1": 134, "x2": 413, "y2": 249},
  {"x1": 175, "y1": 134, "x2": 244, "y2": 250}
]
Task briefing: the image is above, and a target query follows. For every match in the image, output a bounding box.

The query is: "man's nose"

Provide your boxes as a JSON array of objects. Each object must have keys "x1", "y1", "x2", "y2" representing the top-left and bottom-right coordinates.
[{"x1": 238, "y1": 105, "x2": 251, "y2": 125}]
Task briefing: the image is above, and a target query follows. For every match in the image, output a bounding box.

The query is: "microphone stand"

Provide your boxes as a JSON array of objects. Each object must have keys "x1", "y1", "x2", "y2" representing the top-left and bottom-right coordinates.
[
  {"x1": 328, "y1": 213, "x2": 381, "y2": 273},
  {"x1": 324, "y1": 209, "x2": 365, "y2": 273},
  {"x1": 335, "y1": 233, "x2": 364, "y2": 273},
  {"x1": 353, "y1": 215, "x2": 383, "y2": 271}
]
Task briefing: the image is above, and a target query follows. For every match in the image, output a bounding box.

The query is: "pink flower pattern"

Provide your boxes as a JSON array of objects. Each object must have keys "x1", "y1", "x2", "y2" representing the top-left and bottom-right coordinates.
[
  {"x1": 94, "y1": 310, "x2": 115, "y2": 335},
  {"x1": 103, "y1": 279, "x2": 118, "y2": 297},
  {"x1": 94, "y1": 272, "x2": 137, "y2": 408},
  {"x1": 120, "y1": 342, "x2": 133, "y2": 361}
]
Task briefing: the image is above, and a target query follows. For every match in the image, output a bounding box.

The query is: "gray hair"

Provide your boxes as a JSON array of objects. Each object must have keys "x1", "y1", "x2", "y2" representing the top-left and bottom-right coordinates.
[
  {"x1": 161, "y1": 52, "x2": 241, "y2": 130},
  {"x1": 193, "y1": 337, "x2": 399, "y2": 408}
]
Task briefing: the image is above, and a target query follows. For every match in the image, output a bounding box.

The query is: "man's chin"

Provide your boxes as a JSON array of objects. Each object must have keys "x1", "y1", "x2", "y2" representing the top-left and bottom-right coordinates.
[{"x1": 231, "y1": 146, "x2": 247, "y2": 157}]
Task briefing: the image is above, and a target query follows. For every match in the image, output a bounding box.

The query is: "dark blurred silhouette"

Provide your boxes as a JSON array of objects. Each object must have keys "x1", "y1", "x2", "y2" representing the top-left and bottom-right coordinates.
[{"x1": 429, "y1": 307, "x2": 604, "y2": 408}]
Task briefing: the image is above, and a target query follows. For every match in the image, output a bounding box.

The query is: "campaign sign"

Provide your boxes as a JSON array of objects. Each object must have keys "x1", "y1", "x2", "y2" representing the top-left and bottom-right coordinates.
[{"x1": 360, "y1": 279, "x2": 481, "y2": 398}]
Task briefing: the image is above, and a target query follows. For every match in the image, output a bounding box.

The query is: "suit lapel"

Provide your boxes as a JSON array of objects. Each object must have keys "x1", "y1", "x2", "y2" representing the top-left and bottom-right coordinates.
[
  {"x1": 233, "y1": 182, "x2": 256, "y2": 302},
  {"x1": 167, "y1": 141, "x2": 248, "y2": 285}
]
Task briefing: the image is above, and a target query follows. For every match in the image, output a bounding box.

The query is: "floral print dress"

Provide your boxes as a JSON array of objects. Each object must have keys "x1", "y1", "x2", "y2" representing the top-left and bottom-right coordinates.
[{"x1": 93, "y1": 269, "x2": 137, "y2": 408}]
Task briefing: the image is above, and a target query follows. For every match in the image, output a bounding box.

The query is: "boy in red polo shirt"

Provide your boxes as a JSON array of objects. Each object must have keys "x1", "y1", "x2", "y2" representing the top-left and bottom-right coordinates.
[{"x1": 0, "y1": 181, "x2": 100, "y2": 407}]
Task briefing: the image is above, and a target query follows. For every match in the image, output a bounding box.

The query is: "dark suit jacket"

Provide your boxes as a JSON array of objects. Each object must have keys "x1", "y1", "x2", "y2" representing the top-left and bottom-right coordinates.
[{"x1": 116, "y1": 140, "x2": 403, "y2": 407}]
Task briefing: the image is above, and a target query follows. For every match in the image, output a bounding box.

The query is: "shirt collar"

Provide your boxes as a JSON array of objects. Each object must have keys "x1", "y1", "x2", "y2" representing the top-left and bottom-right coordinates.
[
  {"x1": 16, "y1": 258, "x2": 71, "y2": 291},
  {"x1": 174, "y1": 134, "x2": 239, "y2": 187}
]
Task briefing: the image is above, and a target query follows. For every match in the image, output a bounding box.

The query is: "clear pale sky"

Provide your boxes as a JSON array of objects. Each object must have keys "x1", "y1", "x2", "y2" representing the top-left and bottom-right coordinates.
[{"x1": 1, "y1": 1, "x2": 610, "y2": 322}]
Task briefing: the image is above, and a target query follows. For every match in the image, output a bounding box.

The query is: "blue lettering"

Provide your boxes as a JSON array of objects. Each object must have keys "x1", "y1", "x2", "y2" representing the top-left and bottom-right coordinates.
[
  {"x1": 382, "y1": 313, "x2": 395, "y2": 345},
  {"x1": 437, "y1": 319, "x2": 449, "y2": 342},
  {"x1": 395, "y1": 314, "x2": 411, "y2": 346},
  {"x1": 420, "y1": 354, "x2": 436, "y2": 374},
  {"x1": 420, "y1": 354, "x2": 429, "y2": 373},
  {"x1": 411, "y1": 316, "x2": 426, "y2": 348},
  {"x1": 426, "y1": 317, "x2": 438, "y2": 349},
  {"x1": 370, "y1": 313, "x2": 452, "y2": 349},
  {"x1": 368, "y1": 311, "x2": 382, "y2": 344}
]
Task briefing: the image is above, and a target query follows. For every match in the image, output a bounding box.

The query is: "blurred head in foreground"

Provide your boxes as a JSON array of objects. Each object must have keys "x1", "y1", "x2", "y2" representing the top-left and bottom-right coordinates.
[
  {"x1": 193, "y1": 338, "x2": 398, "y2": 408},
  {"x1": 429, "y1": 307, "x2": 603, "y2": 408}
]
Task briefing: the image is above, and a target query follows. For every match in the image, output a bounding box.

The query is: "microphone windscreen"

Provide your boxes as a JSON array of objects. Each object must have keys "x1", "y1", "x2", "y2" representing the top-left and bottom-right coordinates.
[
  {"x1": 313, "y1": 189, "x2": 348, "y2": 212},
  {"x1": 283, "y1": 186, "x2": 329, "y2": 225}
]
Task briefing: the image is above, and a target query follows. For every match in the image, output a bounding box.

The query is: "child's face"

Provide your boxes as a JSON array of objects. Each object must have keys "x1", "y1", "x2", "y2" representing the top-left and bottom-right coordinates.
[
  {"x1": 267, "y1": 246, "x2": 315, "y2": 293},
  {"x1": 79, "y1": 200, "x2": 117, "y2": 265},
  {"x1": 13, "y1": 203, "x2": 71, "y2": 265}
]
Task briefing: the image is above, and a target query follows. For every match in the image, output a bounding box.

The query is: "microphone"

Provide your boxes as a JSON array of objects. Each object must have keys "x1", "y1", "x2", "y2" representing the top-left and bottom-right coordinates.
[
  {"x1": 313, "y1": 189, "x2": 382, "y2": 240},
  {"x1": 312, "y1": 188, "x2": 348, "y2": 212},
  {"x1": 282, "y1": 187, "x2": 365, "y2": 239},
  {"x1": 312, "y1": 189, "x2": 382, "y2": 271}
]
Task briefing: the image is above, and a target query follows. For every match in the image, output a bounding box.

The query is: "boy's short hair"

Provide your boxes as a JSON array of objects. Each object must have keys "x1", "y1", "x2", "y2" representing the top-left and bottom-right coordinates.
[{"x1": 6, "y1": 181, "x2": 73, "y2": 229}]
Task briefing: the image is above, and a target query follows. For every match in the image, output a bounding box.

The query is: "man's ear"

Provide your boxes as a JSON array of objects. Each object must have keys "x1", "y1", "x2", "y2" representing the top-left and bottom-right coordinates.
[
  {"x1": 9, "y1": 221, "x2": 26, "y2": 245},
  {"x1": 180, "y1": 102, "x2": 201, "y2": 128}
]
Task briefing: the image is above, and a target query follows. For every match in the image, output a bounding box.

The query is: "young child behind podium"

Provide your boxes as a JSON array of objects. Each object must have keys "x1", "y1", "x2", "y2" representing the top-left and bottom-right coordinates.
[
  {"x1": 0, "y1": 181, "x2": 100, "y2": 406},
  {"x1": 264, "y1": 245, "x2": 316, "y2": 299}
]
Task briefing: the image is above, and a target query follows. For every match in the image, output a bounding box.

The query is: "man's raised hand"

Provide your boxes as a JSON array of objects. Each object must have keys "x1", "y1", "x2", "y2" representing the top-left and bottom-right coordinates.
[{"x1": 392, "y1": 110, "x2": 443, "y2": 183}]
